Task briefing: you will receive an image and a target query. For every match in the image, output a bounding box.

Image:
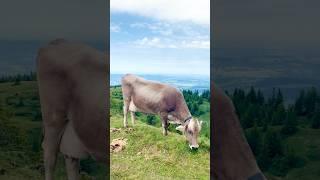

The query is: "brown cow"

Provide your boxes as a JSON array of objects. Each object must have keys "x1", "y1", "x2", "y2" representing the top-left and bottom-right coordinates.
[
  {"x1": 121, "y1": 74, "x2": 202, "y2": 149},
  {"x1": 37, "y1": 39, "x2": 108, "y2": 180},
  {"x1": 212, "y1": 83, "x2": 266, "y2": 180}
]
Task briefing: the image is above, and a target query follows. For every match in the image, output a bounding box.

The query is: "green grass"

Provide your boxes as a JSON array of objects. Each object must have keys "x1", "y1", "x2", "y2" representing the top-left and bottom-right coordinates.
[
  {"x1": 110, "y1": 87, "x2": 210, "y2": 179},
  {"x1": 2, "y1": 82, "x2": 319, "y2": 179},
  {"x1": 110, "y1": 115, "x2": 210, "y2": 179}
]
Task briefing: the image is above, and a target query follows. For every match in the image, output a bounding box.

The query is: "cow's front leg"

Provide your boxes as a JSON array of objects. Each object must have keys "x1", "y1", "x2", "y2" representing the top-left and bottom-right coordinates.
[
  {"x1": 123, "y1": 100, "x2": 129, "y2": 128},
  {"x1": 160, "y1": 113, "x2": 168, "y2": 136},
  {"x1": 65, "y1": 155, "x2": 80, "y2": 180},
  {"x1": 162, "y1": 121, "x2": 168, "y2": 136}
]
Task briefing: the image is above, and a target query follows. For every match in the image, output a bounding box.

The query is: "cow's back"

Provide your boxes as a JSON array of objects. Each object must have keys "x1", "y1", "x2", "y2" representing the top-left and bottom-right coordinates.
[
  {"x1": 121, "y1": 74, "x2": 183, "y2": 114},
  {"x1": 37, "y1": 39, "x2": 108, "y2": 162}
]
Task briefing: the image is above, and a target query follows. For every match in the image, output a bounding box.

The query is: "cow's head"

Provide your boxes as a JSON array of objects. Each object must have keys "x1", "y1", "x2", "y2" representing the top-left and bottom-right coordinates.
[{"x1": 176, "y1": 118, "x2": 202, "y2": 150}]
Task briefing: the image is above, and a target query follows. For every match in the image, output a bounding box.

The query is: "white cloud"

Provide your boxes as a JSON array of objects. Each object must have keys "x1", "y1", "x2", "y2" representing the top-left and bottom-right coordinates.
[
  {"x1": 111, "y1": 0, "x2": 210, "y2": 25},
  {"x1": 110, "y1": 24, "x2": 121, "y2": 32},
  {"x1": 134, "y1": 37, "x2": 163, "y2": 48},
  {"x1": 132, "y1": 36, "x2": 210, "y2": 49},
  {"x1": 181, "y1": 40, "x2": 210, "y2": 49}
]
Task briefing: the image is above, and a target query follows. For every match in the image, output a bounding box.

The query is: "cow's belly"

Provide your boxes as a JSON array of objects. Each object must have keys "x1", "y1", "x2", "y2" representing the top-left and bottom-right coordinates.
[
  {"x1": 129, "y1": 99, "x2": 157, "y2": 114},
  {"x1": 60, "y1": 121, "x2": 89, "y2": 159}
]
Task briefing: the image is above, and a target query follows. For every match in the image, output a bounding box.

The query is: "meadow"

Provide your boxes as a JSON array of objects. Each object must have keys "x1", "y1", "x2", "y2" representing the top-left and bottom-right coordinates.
[
  {"x1": 1, "y1": 76, "x2": 319, "y2": 179},
  {"x1": 110, "y1": 86, "x2": 211, "y2": 179}
]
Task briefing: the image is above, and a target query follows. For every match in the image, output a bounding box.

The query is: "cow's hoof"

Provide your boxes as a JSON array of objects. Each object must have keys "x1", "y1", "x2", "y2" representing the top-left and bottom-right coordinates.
[{"x1": 163, "y1": 132, "x2": 168, "y2": 136}]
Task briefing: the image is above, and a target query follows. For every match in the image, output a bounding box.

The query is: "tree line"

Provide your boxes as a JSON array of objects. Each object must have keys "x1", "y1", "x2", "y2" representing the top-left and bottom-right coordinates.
[
  {"x1": 182, "y1": 89, "x2": 210, "y2": 117},
  {"x1": 226, "y1": 87, "x2": 320, "y2": 176},
  {"x1": 0, "y1": 72, "x2": 37, "y2": 84},
  {"x1": 228, "y1": 87, "x2": 320, "y2": 131}
]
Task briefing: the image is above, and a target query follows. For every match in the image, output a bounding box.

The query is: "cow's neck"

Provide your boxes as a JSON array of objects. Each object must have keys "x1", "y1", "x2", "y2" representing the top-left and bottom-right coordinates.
[{"x1": 177, "y1": 103, "x2": 192, "y2": 125}]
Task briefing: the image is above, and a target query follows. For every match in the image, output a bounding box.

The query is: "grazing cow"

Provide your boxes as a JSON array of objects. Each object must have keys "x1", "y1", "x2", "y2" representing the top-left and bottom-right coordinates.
[
  {"x1": 37, "y1": 39, "x2": 108, "y2": 180},
  {"x1": 121, "y1": 74, "x2": 202, "y2": 149},
  {"x1": 212, "y1": 83, "x2": 266, "y2": 180}
]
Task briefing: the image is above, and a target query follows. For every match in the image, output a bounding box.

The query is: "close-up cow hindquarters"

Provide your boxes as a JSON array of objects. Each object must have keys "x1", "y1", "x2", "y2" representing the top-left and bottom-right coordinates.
[
  {"x1": 121, "y1": 74, "x2": 203, "y2": 150},
  {"x1": 37, "y1": 39, "x2": 108, "y2": 180},
  {"x1": 212, "y1": 83, "x2": 266, "y2": 180}
]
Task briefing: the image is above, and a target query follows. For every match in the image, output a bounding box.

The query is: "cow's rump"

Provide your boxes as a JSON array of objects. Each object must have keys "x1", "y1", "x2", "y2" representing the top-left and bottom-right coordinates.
[{"x1": 37, "y1": 39, "x2": 108, "y2": 162}]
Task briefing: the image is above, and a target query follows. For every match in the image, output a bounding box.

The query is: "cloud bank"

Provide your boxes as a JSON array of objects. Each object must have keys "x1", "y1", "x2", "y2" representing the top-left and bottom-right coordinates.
[{"x1": 111, "y1": 0, "x2": 210, "y2": 25}]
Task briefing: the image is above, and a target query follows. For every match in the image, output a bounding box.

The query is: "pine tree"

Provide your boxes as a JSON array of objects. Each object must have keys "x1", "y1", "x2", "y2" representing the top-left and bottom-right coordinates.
[
  {"x1": 276, "y1": 89, "x2": 284, "y2": 107},
  {"x1": 281, "y1": 107, "x2": 298, "y2": 136},
  {"x1": 272, "y1": 104, "x2": 286, "y2": 125},
  {"x1": 257, "y1": 90, "x2": 265, "y2": 105},
  {"x1": 305, "y1": 87, "x2": 317, "y2": 116},
  {"x1": 268, "y1": 88, "x2": 277, "y2": 107},
  {"x1": 247, "y1": 86, "x2": 257, "y2": 104},
  {"x1": 246, "y1": 124, "x2": 261, "y2": 156},
  {"x1": 242, "y1": 104, "x2": 256, "y2": 129},
  {"x1": 311, "y1": 111, "x2": 320, "y2": 129},
  {"x1": 295, "y1": 90, "x2": 305, "y2": 116},
  {"x1": 258, "y1": 129, "x2": 283, "y2": 170}
]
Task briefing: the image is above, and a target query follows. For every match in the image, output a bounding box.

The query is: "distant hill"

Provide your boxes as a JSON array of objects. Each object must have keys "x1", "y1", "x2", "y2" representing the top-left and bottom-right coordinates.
[{"x1": 111, "y1": 74, "x2": 210, "y2": 92}]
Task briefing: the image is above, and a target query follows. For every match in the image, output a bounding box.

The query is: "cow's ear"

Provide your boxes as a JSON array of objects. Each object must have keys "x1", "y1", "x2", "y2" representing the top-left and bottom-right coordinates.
[{"x1": 176, "y1": 125, "x2": 185, "y2": 133}]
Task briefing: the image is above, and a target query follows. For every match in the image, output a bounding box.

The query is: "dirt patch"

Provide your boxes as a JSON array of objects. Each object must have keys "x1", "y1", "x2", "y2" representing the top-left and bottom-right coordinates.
[
  {"x1": 110, "y1": 127, "x2": 134, "y2": 133},
  {"x1": 124, "y1": 127, "x2": 134, "y2": 133},
  {"x1": 110, "y1": 138, "x2": 128, "y2": 153},
  {"x1": 110, "y1": 128, "x2": 121, "y2": 133}
]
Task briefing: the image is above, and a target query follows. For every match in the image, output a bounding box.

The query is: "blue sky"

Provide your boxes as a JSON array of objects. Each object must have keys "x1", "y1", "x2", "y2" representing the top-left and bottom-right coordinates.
[{"x1": 110, "y1": 0, "x2": 210, "y2": 76}]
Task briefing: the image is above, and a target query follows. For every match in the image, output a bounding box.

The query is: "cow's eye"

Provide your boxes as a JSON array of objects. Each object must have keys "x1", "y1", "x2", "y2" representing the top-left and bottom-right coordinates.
[{"x1": 188, "y1": 130, "x2": 193, "y2": 135}]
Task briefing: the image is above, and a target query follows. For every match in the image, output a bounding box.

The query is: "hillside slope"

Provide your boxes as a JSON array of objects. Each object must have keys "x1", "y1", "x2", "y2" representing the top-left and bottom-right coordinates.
[
  {"x1": 110, "y1": 87, "x2": 210, "y2": 179},
  {"x1": 110, "y1": 115, "x2": 210, "y2": 179}
]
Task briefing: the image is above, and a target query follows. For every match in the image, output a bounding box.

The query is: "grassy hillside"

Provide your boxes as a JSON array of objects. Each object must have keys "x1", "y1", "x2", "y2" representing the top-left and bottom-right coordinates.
[
  {"x1": 110, "y1": 87, "x2": 210, "y2": 179},
  {"x1": 0, "y1": 81, "x2": 106, "y2": 179},
  {"x1": 2, "y1": 81, "x2": 319, "y2": 179}
]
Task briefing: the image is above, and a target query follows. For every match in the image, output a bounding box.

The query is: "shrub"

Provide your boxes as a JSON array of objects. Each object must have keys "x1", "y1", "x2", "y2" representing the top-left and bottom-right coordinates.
[
  {"x1": 311, "y1": 112, "x2": 320, "y2": 129},
  {"x1": 146, "y1": 115, "x2": 156, "y2": 125}
]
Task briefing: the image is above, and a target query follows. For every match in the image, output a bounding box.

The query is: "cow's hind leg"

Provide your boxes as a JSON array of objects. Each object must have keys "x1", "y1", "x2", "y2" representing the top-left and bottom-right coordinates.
[
  {"x1": 130, "y1": 111, "x2": 136, "y2": 126},
  {"x1": 42, "y1": 112, "x2": 67, "y2": 180},
  {"x1": 65, "y1": 155, "x2": 80, "y2": 180},
  {"x1": 129, "y1": 101, "x2": 137, "y2": 126},
  {"x1": 37, "y1": 69, "x2": 70, "y2": 180},
  {"x1": 160, "y1": 112, "x2": 169, "y2": 136}
]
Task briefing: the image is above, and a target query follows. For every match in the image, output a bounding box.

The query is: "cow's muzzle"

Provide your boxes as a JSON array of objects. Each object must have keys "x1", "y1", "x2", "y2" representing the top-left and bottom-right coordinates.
[{"x1": 189, "y1": 144, "x2": 199, "y2": 150}]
